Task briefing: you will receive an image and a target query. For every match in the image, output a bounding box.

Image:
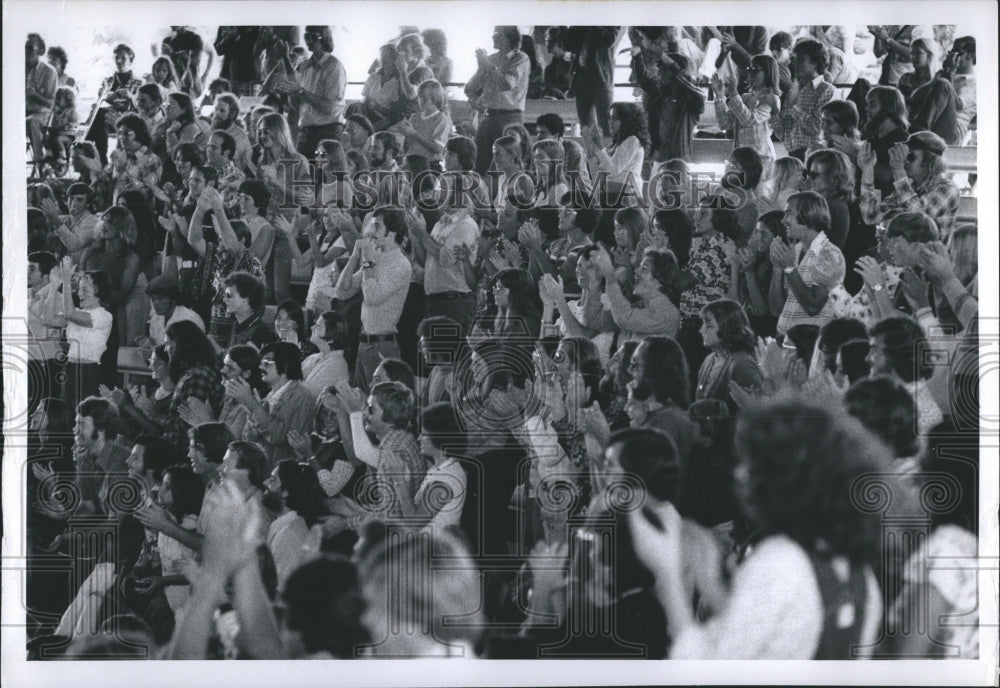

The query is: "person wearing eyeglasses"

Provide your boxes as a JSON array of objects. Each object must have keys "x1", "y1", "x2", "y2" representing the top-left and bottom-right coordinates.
[
  {"x1": 225, "y1": 341, "x2": 317, "y2": 468},
  {"x1": 857, "y1": 130, "x2": 959, "y2": 242}
]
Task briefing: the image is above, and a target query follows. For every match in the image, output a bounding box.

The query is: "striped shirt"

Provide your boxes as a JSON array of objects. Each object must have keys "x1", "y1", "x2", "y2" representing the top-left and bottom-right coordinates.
[{"x1": 777, "y1": 232, "x2": 845, "y2": 335}]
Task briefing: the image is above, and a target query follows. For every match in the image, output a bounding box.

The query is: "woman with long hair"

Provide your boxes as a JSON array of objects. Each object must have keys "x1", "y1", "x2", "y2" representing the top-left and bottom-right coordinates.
[
  {"x1": 728, "y1": 209, "x2": 785, "y2": 337},
  {"x1": 314, "y1": 138, "x2": 354, "y2": 208},
  {"x1": 163, "y1": 92, "x2": 206, "y2": 159},
  {"x1": 629, "y1": 396, "x2": 887, "y2": 658},
  {"x1": 862, "y1": 86, "x2": 910, "y2": 197},
  {"x1": 714, "y1": 54, "x2": 782, "y2": 179},
  {"x1": 103, "y1": 343, "x2": 176, "y2": 438},
  {"x1": 811, "y1": 99, "x2": 863, "y2": 161},
  {"x1": 255, "y1": 111, "x2": 315, "y2": 214},
  {"x1": 531, "y1": 139, "x2": 569, "y2": 208},
  {"x1": 583, "y1": 101, "x2": 650, "y2": 186},
  {"x1": 301, "y1": 310, "x2": 351, "y2": 397},
  {"x1": 79, "y1": 205, "x2": 149, "y2": 347},
  {"x1": 161, "y1": 320, "x2": 223, "y2": 448},
  {"x1": 802, "y1": 148, "x2": 856, "y2": 249},
  {"x1": 503, "y1": 122, "x2": 534, "y2": 171},
  {"x1": 766, "y1": 156, "x2": 804, "y2": 210},
  {"x1": 611, "y1": 206, "x2": 647, "y2": 293},
  {"x1": 897, "y1": 37, "x2": 939, "y2": 100},
  {"x1": 696, "y1": 299, "x2": 763, "y2": 409},
  {"x1": 491, "y1": 267, "x2": 543, "y2": 340},
  {"x1": 146, "y1": 56, "x2": 181, "y2": 99}
]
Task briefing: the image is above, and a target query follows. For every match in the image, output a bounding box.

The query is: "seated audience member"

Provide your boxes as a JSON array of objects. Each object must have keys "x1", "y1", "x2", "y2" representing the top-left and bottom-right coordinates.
[
  {"x1": 629, "y1": 395, "x2": 886, "y2": 658},
  {"x1": 695, "y1": 299, "x2": 763, "y2": 411},
  {"x1": 843, "y1": 376, "x2": 920, "y2": 469},
  {"x1": 161, "y1": 320, "x2": 225, "y2": 449},
  {"x1": 147, "y1": 275, "x2": 205, "y2": 345},
  {"x1": 262, "y1": 460, "x2": 325, "y2": 587},
  {"x1": 221, "y1": 271, "x2": 278, "y2": 350},
  {"x1": 859, "y1": 130, "x2": 959, "y2": 244},
  {"x1": 860, "y1": 85, "x2": 913, "y2": 197},
  {"x1": 623, "y1": 337, "x2": 697, "y2": 483},
  {"x1": 866, "y1": 316, "x2": 942, "y2": 436},
  {"x1": 225, "y1": 341, "x2": 318, "y2": 467}
]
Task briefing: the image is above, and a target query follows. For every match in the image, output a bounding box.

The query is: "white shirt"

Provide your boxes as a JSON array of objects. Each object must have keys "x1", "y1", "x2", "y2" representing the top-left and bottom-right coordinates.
[
  {"x1": 424, "y1": 211, "x2": 479, "y2": 295},
  {"x1": 413, "y1": 458, "x2": 467, "y2": 532},
  {"x1": 67, "y1": 306, "x2": 113, "y2": 364},
  {"x1": 149, "y1": 304, "x2": 205, "y2": 345}
]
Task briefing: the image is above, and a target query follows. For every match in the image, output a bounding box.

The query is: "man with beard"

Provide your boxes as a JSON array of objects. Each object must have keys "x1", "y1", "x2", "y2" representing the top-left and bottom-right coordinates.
[
  {"x1": 369, "y1": 131, "x2": 401, "y2": 174},
  {"x1": 211, "y1": 93, "x2": 252, "y2": 172},
  {"x1": 858, "y1": 131, "x2": 960, "y2": 242},
  {"x1": 262, "y1": 460, "x2": 325, "y2": 588},
  {"x1": 344, "y1": 113, "x2": 374, "y2": 165}
]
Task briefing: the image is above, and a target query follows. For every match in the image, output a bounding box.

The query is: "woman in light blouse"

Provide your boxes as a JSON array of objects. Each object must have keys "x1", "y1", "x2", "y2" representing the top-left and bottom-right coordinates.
[
  {"x1": 582, "y1": 102, "x2": 649, "y2": 188},
  {"x1": 43, "y1": 259, "x2": 114, "y2": 406}
]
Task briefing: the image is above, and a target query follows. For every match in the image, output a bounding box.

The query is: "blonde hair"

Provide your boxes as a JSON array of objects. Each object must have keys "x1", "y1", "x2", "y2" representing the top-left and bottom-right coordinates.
[
  {"x1": 772, "y1": 156, "x2": 805, "y2": 196},
  {"x1": 417, "y1": 79, "x2": 447, "y2": 113},
  {"x1": 949, "y1": 225, "x2": 977, "y2": 284}
]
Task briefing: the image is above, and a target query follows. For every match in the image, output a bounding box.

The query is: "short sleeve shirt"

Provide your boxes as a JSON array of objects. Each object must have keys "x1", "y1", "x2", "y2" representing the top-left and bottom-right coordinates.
[{"x1": 777, "y1": 232, "x2": 845, "y2": 334}]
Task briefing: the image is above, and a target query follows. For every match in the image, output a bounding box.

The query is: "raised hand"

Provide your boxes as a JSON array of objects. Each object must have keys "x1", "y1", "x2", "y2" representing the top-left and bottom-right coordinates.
[
  {"x1": 538, "y1": 273, "x2": 566, "y2": 304},
  {"x1": 728, "y1": 381, "x2": 758, "y2": 409},
  {"x1": 135, "y1": 502, "x2": 175, "y2": 534},
  {"x1": 898, "y1": 267, "x2": 931, "y2": 310},
  {"x1": 129, "y1": 385, "x2": 156, "y2": 417},
  {"x1": 333, "y1": 381, "x2": 366, "y2": 414},
  {"x1": 202, "y1": 481, "x2": 268, "y2": 575},
  {"x1": 224, "y1": 377, "x2": 257, "y2": 407},
  {"x1": 178, "y1": 396, "x2": 216, "y2": 427},
  {"x1": 853, "y1": 255, "x2": 885, "y2": 290},
  {"x1": 855, "y1": 141, "x2": 876, "y2": 170},
  {"x1": 517, "y1": 221, "x2": 543, "y2": 249},
  {"x1": 769, "y1": 238, "x2": 795, "y2": 269},
  {"x1": 887, "y1": 142, "x2": 909, "y2": 173},
  {"x1": 287, "y1": 429, "x2": 313, "y2": 461},
  {"x1": 917, "y1": 241, "x2": 955, "y2": 284}
]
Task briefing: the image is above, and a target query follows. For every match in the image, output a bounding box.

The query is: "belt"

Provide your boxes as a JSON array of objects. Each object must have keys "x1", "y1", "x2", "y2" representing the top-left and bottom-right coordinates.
[
  {"x1": 427, "y1": 291, "x2": 473, "y2": 301},
  {"x1": 486, "y1": 108, "x2": 522, "y2": 116},
  {"x1": 358, "y1": 332, "x2": 396, "y2": 343}
]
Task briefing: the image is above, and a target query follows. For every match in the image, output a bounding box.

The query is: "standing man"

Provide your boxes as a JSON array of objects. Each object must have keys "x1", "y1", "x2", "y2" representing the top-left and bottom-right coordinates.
[
  {"x1": 26, "y1": 33, "x2": 58, "y2": 164},
  {"x1": 869, "y1": 25, "x2": 917, "y2": 87},
  {"x1": 772, "y1": 191, "x2": 845, "y2": 336},
  {"x1": 28, "y1": 252, "x2": 61, "y2": 406},
  {"x1": 161, "y1": 26, "x2": 214, "y2": 97},
  {"x1": 564, "y1": 26, "x2": 622, "y2": 138},
  {"x1": 275, "y1": 26, "x2": 347, "y2": 159},
  {"x1": 213, "y1": 26, "x2": 263, "y2": 97},
  {"x1": 410, "y1": 174, "x2": 480, "y2": 334},
  {"x1": 211, "y1": 93, "x2": 252, "y2": 172},
  {"x1": 40, "y1": 183, "x2": 100, "y2": 265},
  {"x1": 778, "y1": 38, "x2": 836, "y2": 160},
  {"x1": 465, "y1": 26, "x2": 530, "y2": 174},
  {"x1": 334, "y1": 208, "x2": 412, "y2": 391}
]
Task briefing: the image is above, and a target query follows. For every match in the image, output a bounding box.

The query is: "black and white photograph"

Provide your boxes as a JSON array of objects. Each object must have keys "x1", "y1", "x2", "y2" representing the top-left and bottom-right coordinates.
[{"x1": 2, "y1": 1, "x2": 997, "y2": 686}]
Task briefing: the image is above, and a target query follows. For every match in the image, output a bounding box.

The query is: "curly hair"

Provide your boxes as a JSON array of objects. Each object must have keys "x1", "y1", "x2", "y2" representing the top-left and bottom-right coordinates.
[
  {"x1": 734, "y1": 394, "x2": 892, "y2": 563},
  {"x1": 610, "y1": 102, "x2": 650, "y2": 153},
  {"x1": 165, "y1": 320, "x2": 219, "y2": 384},
  {"x1": 843, "y1": 376, "x2": 919, "y2": 459},
  {"x1": 642, "y1": 247, "x2": 680, "y2": 296},
  {"x1": 868, "y1": 317, "x2": 934, "y2": 382},
  {"x1": 100, "y1": 205, "x2": 139, "y2": 249},
  {"x1": 701, "y1": 299, "x2": 755, "y2": 354}
]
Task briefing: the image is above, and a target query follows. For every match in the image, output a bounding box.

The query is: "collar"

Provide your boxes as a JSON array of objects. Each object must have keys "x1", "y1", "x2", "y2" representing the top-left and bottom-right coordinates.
[
  {"x1": 265, "y1": 379, "x2": 294, "y2": 404},
  {"x1": 802, "y1": 73, "x2": 825, "y2": 89},
  {"x1": 806, "y1": 231, "x2": 828, "y2": 254}
]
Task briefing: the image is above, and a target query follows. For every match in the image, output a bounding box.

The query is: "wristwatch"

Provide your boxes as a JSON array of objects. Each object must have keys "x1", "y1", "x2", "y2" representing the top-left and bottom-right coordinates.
[
  {"x1": 872, "y1": 283, "x2": 883, "y2": 292},
  {"x1": 783, "y1": 266, "x2": 796, "y2": 275},
  {"x1": 361, "y1": 260, "x2": 376, "y2": 270}
]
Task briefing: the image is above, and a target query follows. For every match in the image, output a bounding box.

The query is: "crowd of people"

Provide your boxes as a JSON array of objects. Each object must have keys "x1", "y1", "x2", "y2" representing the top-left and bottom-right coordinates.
[{"x1": 22, "y1": 23, "x2": 980, "y2": 661}]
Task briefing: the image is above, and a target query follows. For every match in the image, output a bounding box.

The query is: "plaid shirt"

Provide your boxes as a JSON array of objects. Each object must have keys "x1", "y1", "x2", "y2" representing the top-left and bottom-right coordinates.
[
  {"x1": 163, "y1": 364, "x2": 225, "y2": 448},
  {"x1": 377, "y1": 428, "x2": 426, "y2": 519},
  {"x1": 680, "y1": 233, "x2": 731, "y2": 322},
  {"x1": 778, "y1": 75, "x2": 835, "y2": 152},
  {"x1": 860, "y1": 173, "x2": 960, "y2": 241}
]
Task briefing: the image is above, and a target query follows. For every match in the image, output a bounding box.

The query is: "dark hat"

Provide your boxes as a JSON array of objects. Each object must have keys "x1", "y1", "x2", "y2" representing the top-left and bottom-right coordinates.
[
  {"x1": 146, "y1": 275, "x2": 179, "y2": 297},
  {"x1": 906, "y1": 131, "x2": 947, "y2": 158}
]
